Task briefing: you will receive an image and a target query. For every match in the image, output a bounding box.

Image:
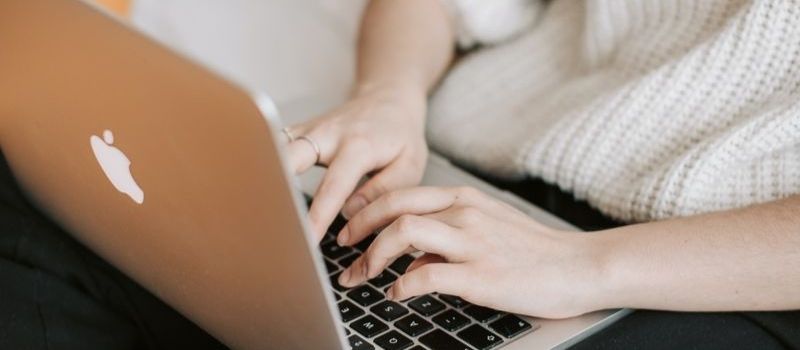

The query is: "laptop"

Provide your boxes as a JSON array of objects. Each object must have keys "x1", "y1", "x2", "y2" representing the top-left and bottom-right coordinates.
[{"x1": 0, "y1": 0, "x2": 629, "y2": 349}]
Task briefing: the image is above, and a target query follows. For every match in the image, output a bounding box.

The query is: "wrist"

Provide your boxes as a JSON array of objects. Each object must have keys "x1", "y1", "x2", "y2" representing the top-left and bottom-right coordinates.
[
  {"x1": 571, "y1": 231, "x2": 624, "y2": 312},
  {"x1": 352, "y1": 80, "x2": 427, "y2": 106}
]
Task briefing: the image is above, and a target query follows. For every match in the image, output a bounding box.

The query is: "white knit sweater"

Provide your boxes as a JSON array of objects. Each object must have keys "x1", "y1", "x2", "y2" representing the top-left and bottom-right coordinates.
[{"x1": 429, "y1": 0, "x2": 800, "y2": 223}]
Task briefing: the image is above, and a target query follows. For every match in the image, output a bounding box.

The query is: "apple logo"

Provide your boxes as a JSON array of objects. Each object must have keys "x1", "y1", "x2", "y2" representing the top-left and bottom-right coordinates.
[{"x1": 90, "y1": 129, "x2": 144, "y2": 204}]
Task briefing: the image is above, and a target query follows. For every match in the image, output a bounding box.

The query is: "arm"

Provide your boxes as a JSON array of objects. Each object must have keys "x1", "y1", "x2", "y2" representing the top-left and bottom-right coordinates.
[
  {"x1": 597, "y1": 195, "x2": 800, "y2": 312},
  {"x1": 354, "y1": 0, "x2": 455, "y2": 100},
  {"x1": 336, "y1": 187, "x2": 800, "y2": 318},
  {"x1": 286, "y1": 0, "x2": 455, "y2": 238}
]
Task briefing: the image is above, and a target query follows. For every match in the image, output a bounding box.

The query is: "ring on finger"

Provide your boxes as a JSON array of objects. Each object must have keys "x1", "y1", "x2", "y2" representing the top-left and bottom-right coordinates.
[
  {"x1": 297, "y1": 135, "x2": 322, "y2": 165},
  {"x1": 281, "y1": 127, "x2": 295, "y2": 142}
]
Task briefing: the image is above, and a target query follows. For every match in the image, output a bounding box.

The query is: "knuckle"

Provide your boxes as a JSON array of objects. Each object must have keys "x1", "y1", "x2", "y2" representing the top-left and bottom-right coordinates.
[
  {"x1": 461, "y1": 186, "x2": 483, "y2": 199},
  {"x1": 394, "y1": 214, "x2": 418, "y2": 234},
  {"x1": 454, "y1": 206, "x2": 482, "y2": 225},
  {"x1": 307, "y1": 119, "x2": 333, "y2": 136},
  {"x1": 382, "y1": 190, "x2": 404, "y2": 210},
  {"x1": 364, "y1": 179, "x2": 390, "y2": 200},
  {"x1": 383, "y1": 189, "x2": 401, "y2": 202},
  {"x1": 417, "y1": 265, "x2": 439, "y2": 287},
  {"x1": 343, "y1": 136, "x2": 371, "y2": 151},
  {"x1": 453, "y1": 186, "x2": 481, "y2": 202}
]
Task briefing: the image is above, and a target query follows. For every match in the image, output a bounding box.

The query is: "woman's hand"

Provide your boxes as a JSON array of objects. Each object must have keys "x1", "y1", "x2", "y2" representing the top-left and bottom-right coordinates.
[
  {"x1": 285, "y1": 84, "x2": 429, "y2": 239},
  {"x1": 336, "y1": 186, "x2": 608, "y2": 319}
]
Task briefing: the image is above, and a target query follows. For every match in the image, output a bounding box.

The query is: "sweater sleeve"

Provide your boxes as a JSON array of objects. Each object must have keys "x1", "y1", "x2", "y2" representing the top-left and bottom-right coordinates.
[{"x1": 440, "y1": 0, "x2": 542, "y2": 48}]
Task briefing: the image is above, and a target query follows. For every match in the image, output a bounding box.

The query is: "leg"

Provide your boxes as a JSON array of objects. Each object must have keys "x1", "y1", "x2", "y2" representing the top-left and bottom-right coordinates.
[{"x1": 0, "y1": 151, "x2": 227, "y2": 349}]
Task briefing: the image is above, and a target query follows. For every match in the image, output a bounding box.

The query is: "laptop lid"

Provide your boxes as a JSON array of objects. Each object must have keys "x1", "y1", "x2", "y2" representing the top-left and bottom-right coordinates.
[{"x1": 0, "y1": 0, "x2": 344, "y2": 348}]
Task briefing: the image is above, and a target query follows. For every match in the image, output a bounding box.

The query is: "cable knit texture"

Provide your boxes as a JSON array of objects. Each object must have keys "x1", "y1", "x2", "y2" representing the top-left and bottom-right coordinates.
[{"x1": 430, "y1": 0, "x2": 800, "y2": 223}]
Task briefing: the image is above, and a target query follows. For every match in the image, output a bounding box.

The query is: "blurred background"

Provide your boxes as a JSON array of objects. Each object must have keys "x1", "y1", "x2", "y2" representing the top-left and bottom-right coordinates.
[{"x1": 93, "y1": 0, "x2": 367, "y2": 118}]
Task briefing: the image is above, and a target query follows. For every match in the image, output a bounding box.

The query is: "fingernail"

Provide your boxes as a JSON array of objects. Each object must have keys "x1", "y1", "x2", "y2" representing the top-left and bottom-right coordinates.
[
  {"x1": 342, "y1": 195, "x2": 368, "y2": 219},
  {"x1": 339, "y1": 268, "x2": 351, "y2": 286},
  {"x1": 337, "y1": 226, "x2": 350, "y2": 246},
  {"x1": 386, "y1": 287, "x2": 395, "y2": 301}
]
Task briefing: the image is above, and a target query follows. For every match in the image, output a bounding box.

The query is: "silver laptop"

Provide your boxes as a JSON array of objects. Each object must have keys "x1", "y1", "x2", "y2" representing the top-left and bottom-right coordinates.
[{"x1": 0, "y1": 0, "x2": 628, "y2": 349}]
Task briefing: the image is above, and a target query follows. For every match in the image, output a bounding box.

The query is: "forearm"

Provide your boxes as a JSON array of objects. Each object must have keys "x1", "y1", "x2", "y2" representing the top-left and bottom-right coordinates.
[
  {"x1": 593, "y1": 196, "x2": 800, "y2": 312},
  {"x1": 354, "y1": 0, "x2": 455, "y2": 100}
]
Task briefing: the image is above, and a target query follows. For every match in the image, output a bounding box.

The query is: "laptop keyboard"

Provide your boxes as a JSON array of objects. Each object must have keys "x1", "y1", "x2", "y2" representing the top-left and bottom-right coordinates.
[{"x1": 318, "y1": 216, "x2": 537, "y2": 350}]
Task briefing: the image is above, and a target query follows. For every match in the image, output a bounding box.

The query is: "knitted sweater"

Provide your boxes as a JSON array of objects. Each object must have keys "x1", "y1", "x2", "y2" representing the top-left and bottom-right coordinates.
[{"x1": 429, "y1": 0, "x2": 800, "y2": 223}]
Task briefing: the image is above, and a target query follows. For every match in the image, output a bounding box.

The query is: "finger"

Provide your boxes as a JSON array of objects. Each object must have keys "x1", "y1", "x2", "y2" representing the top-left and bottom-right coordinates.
[
  {"x1": 406, "y1": 253, "x2": 445, "y2": 273},
  {"x1": 341, "y1": 156, "x2": 424, "y2": 219},
  {"x1": 343, "y1": 185, "x2": 526, "y2": 245},
  {"x1": 285, "y1": 125, "x2": 338, "y2": 174},
  {"x1": 422, "y1": 205, "x2": 490, "y2": 229},
  {"x1": 339, "y1": 215, "x2": 465, "y2": 287},
  {"x1": 386, "y1": 263, "x2": 469, "y2": 301},
  {"x1": 338, "y1": 186, "x2": 458, "y2": 246},
  {"x1": 308, "y1": 144, "x2": 374, "y2": 238},
  {"x1": 280, "y1": 123, "x2": 308, "y2": 144}
]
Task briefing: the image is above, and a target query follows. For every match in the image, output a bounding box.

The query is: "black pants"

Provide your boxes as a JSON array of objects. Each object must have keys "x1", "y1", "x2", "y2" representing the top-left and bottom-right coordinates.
[
  {"x1": 0, "y1": 153, "x2": 226, "y2": 350},
  {"x1": 0, "y1": 148, "x2": 798, "y2": 350}
]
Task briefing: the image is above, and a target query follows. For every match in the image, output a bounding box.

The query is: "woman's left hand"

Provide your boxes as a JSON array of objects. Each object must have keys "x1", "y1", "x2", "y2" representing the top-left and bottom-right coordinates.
[{"x1": 336, "y1": 186, "x2": 608, "y2": 319}]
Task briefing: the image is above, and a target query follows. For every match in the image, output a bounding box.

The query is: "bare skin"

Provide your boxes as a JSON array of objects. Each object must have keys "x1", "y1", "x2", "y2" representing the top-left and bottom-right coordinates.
[
  {"x1": 286, "y1": 0, "x2": 454, "y2": 238},
  {"x1": 337, "y1": 187, "x2": 800, "y2": 317},
  {"x1": 293, "y1": 0, "x2": 800, "y2": 317}
]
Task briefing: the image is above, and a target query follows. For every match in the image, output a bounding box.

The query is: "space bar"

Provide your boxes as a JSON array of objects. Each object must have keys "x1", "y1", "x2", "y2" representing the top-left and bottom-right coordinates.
[{"x1": 419, "y1": 329, "x2": 471, "y2": 350}]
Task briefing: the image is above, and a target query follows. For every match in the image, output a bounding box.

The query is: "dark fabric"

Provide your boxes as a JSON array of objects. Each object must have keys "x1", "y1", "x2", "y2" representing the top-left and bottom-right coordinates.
[
  {"x1": 571, "y1": 311, "x2": 799, "y2": 350},
  {"x1": 0, "y1": 151, "x2": 226, "y2": 350},
  {"x1": 484, "y1": 175, "x2": 620, "y2": 232},
  {"x1": 485, "y1": 174, "x2": 800, "y2": 350},
  {"x1": 2, "y1": 144, "x2": 798, "y2": 350}
]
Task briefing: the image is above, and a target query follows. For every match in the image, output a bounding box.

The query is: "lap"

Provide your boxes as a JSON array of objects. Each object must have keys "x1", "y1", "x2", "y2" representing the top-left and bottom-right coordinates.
[
  {"x1": 573, "y1": 310, "x2": 798, "y2": 350},
  {"x1": 0, "y1": 151, "x2": 226, "y2": 350}
]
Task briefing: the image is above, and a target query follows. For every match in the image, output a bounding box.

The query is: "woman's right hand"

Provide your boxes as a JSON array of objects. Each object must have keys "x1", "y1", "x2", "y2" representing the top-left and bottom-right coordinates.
[{"x1": 285, "y1": 83, "x2": 429, "y2": 240}]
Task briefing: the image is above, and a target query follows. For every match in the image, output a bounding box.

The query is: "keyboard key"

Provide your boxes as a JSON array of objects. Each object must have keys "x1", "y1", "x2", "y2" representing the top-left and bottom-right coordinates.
[
  {"x1": 388, "y1": 255, "x2": 415, "y2": 274},
  {"x1": 351, "y1": 315, "x2": 389, "y2": 338},
  {"x1": 489, "y1": 314, "x2": 533, "y2": 338},
  {"x1": 325, "y1": 259, "x2": 339, "y2": 274},
  {"x1": 368, "y1": 270, "x2": 398, "y2": 288},
  {"x1": 370, "y1": 300, "x2": 409, "y2": 322},
  {"x1": 457, "y1": 324, "x2": 503, "y2": 350},
  {"x1": 439, "y1": 294, "x2": 468, "y2": 308},
  {"x1": 338, "y1": 300, "x2": 365, "y2": 322},
  {"x1": 347, "y1": 285, "x2": 384, "y2": 307},
  {"x1": 432, "y1": 309, "x2": 470, "y2": 332},
  {"x1": 320, "y1": 233, "x2": 335, "y2": 245},
  {"x1": 321, "y1": 241, "x2": 354, "y2": 260},
  {"x1": 354, "y1": 233, "x2": 377, "y2": 252},
  {"x1": 335, "y1": 293, "x2": 342, "y2": 301},
  {"x1": 339, "y1": 253, "x2": 360, "y2": 268},
  {"x1": 419, "y1": 329, "x2": 471, "y2": 350},
  {"x1": 348, "y1": 335, "x2": 374, "y2": 350},
  {"x1": 330, "y1": 272, "x2": 349, "y2": 292},
  {"x1": 394, "y1": 314, "x2": 433, "y2": 337},
  {"x1": 408, "y1": 347, "x2": 425, "y2": 350},
  {"x1": 330, "y1": 215, "x2": 348, "y2": 235},
  {"x1": 374, "y1": 330, "x2": 413, "y2": 350},
  {"x1": 463, "y1": 305, "x2": 501, "y2": 323},
  {"x1": 408, "y1": 295, "x2": 445, "y2": 316}
]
